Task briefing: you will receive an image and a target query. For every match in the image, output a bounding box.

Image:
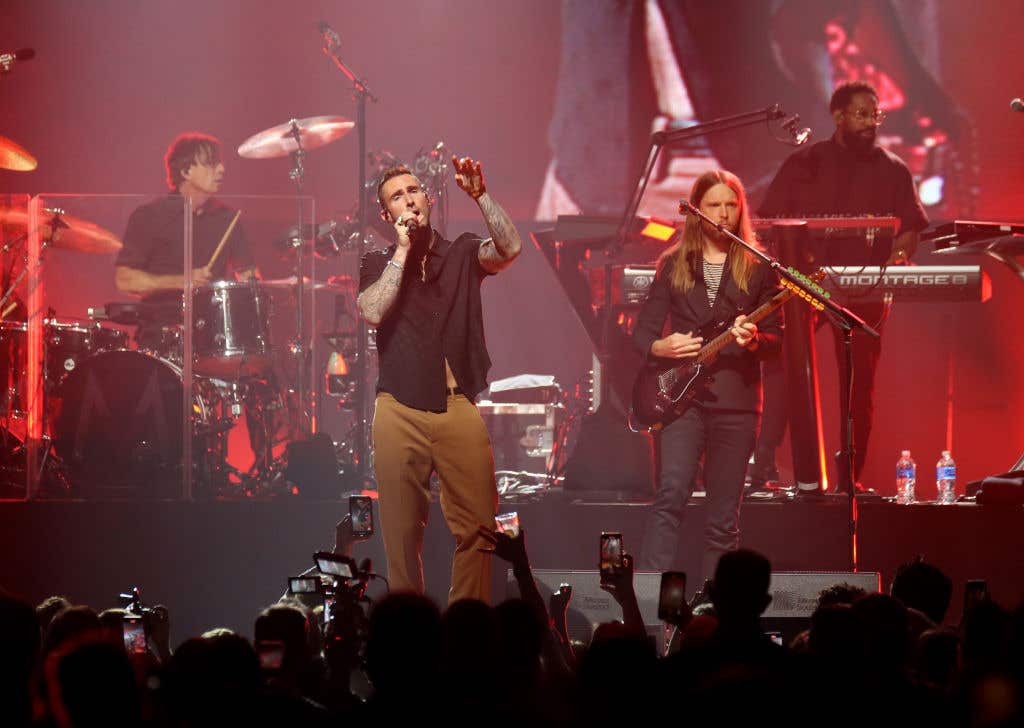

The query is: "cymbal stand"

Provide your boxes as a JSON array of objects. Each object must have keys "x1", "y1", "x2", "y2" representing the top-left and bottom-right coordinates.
[
  {"x1": 286, "y1": 121, "x2": 310, "y2": 432},
  {"x1": 321, "y1": 29, "x2": 378, "y2": 486}
]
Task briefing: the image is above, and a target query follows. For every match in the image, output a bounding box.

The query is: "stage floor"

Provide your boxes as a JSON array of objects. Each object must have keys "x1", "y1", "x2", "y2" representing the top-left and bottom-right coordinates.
[{"x1": 0, "y1": 494, "x2": 1020, "y2": 644}]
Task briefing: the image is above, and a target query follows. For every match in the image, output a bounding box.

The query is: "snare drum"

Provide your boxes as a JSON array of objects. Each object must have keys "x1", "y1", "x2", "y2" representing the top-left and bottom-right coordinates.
[{"x1": 192, "y1": 281, "x2": 272, "y2": 378}]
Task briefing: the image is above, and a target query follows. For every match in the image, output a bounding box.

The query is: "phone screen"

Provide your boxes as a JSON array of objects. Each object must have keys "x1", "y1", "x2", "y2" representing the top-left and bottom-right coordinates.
[
  {"x1": 599, "y1": 532, "x2": 624, "y2": 581},
  {"x1": 657, "y1": 571, "x2": 687, "y2": 621},
  {"x1": 349, "y1": 495, "x2": 374, "y2": 537},
  {"x1": 289, "y1": 576, "x2": 321, "y2": 595},
  {"x1": 256, "y1": 640, "x2": 285, "y2": 671},
  {"x1": 122, "y1": 616, "x2": 147, "y2": 655}
]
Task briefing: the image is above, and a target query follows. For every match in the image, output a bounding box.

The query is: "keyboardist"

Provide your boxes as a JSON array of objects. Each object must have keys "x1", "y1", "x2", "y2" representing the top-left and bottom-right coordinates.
[{"x1": 751, "y1": 80, "x2": 929, "y2": 494}]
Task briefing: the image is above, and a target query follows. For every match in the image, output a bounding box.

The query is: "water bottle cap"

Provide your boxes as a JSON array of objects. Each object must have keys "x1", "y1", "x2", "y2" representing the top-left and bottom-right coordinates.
[{"x1": 901, "y1": 450, "x2": 911, "y2": 456}]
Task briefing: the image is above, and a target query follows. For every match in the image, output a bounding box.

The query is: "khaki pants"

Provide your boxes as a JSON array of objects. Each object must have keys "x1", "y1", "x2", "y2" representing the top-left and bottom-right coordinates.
[{"x1": 371, "y1": 392, "x2": 498, "y2": 604}]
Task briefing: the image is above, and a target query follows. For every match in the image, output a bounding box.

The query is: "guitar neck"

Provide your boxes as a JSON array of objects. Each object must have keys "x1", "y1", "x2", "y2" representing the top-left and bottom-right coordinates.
[{"x1": 695, "y1": 286, "x2": 792, "y2": 364}]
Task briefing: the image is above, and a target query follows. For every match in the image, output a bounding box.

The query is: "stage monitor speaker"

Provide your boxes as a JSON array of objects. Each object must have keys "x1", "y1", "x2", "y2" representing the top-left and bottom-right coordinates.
[
  {"x1": 507, "y1": 569, "x2": 664, "y2": 648},
  {"x1": 763, "y1": 571, "x2": 881, "y2": 643}
]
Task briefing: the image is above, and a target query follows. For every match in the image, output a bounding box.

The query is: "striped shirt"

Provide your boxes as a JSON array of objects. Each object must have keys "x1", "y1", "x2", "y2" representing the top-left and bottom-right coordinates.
[{"x1": 703, "y1": 259, "x2": 725, "y2": 306}]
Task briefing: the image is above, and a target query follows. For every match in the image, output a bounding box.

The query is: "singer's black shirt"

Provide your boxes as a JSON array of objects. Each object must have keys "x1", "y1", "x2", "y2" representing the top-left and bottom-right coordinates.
[
  {"x1": 359, "y1": 231, "x2": 494, "y2": 412},
  {"x1": 759, "y1": 136, "x2": 929, "y2": 265}
]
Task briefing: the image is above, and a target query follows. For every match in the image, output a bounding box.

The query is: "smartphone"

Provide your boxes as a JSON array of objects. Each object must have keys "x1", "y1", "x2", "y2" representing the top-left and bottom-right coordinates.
[
  {"x1": 495, "y1": 511, "x2": 520, "y2": 537},
  {"x1": 964, "y1": 579, "x2": 989, "y2": 614},
  {"x1": 766, "y1": 631, "x2": 784, "y2": 646},
  {"x1": 349, "y1": 495, "x2": 374, "y2": 538},
  {"x1": 599, "y1": 532, "x2": 624, "y2": 583},
  {"x1": 122, "y1": 614, "x2": 147, "y2": 655},
  {"x1": 256, "y1": 640, "x2": 285, "y2": 671},
  {"x1": 657, "y1": 571, "x2": 687, "y2": 621},
  {"x1": 289, "y1": 576, "x2": 321, "y2": 595}
]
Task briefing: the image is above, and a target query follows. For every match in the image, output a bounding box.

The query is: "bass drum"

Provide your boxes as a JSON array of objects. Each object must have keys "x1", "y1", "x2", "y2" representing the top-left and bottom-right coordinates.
[{"x1": 53, "y1": 350, "x2": 205, "y2": 498}]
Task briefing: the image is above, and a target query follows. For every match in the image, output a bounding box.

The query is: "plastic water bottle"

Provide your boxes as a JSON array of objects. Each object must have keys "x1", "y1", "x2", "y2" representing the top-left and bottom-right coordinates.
[
  {"x1": 896, "y1": 450, "x2": 916, "y2": 504},
  {"x1": 936, "y1": 450, "x2": 957, "y2": 504}
]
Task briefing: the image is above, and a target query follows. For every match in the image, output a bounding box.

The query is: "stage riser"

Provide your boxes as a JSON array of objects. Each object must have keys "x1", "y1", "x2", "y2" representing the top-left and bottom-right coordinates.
[{"x1": 0, "y1": 499, "x2": 1019, "y2": 645}]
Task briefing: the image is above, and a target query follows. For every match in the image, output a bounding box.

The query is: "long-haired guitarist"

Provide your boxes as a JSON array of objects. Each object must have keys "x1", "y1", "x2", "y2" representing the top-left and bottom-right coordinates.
[{"x1": 632, "y1": 169, "x2": 783, "y2": 584}]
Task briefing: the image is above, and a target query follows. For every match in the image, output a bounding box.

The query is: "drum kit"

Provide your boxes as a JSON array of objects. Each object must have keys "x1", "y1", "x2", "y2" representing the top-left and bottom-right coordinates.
[
  {"x1": 1, "y1": 109, "x2": 452, "y2": 498},
  {"x1": 0, "y1": 117, "x2": 362, "y2": 498}
]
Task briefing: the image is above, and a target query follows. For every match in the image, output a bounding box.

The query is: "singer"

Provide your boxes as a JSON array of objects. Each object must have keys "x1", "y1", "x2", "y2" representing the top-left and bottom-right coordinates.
[
  {"x1": 358, "y1": 157, "x2": 522, "y2": 603},
  {"x1": 633, "y1": 170, "x2": 782, "y2": 585}
]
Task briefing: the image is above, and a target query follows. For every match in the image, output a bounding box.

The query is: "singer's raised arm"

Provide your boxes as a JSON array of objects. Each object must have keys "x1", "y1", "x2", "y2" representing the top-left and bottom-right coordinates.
[{"x1": 452, "y1": 156, "x2": 522, "y2": 273}]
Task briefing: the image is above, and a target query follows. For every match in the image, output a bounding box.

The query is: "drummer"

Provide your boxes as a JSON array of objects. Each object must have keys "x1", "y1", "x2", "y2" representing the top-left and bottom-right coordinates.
[{"x1": 114, "y1": 132, "x2": 257, "y2": 349}]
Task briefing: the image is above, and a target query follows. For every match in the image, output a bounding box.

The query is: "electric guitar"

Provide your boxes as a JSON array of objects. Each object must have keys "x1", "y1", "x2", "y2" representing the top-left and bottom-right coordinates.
[{"x1": 628, "y1": 269, "x2": 826, "y2": 432}]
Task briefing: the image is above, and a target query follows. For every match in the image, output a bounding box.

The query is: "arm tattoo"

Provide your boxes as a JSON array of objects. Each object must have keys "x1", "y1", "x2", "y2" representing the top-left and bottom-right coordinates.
[
  {"x1": 357, "y1": 263, "x2": 404, "y2": 325},
  {"x1": 477, "y1": 193, "x2": 523, "y2": 272}
]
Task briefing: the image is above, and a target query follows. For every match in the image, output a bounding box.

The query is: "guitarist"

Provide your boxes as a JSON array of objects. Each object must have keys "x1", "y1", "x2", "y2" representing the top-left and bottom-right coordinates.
[{"x1": 633, "y1": 170, "x2": 783, "y2": 584}]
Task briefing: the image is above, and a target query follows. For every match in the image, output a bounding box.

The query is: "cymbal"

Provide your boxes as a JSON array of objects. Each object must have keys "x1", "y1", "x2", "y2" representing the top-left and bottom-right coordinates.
[
  {"x1": 0, "y1": 135, "x2": 38, "y2": 172},
  {"x1": 0, "y1": 207, "x2": 122, "y2": 253},
  {"x1": 260, "y1": 274, "x2": 353, "y2": 292},
  {"x1": 237, "y1": 116, "x2": 354, "y2": 159}
]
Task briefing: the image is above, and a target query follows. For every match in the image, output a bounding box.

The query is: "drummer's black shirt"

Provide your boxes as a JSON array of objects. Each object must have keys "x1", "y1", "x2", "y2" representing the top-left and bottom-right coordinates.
[
  {"x1": 116, "y1": 193, "x2": 254, "y2": 324},
  {"x1": 359, "y1": 231, "x2": 494, "y2": 412},
  {"x1": 117, "y1": 192, "x2": 254, "y2": 282}
]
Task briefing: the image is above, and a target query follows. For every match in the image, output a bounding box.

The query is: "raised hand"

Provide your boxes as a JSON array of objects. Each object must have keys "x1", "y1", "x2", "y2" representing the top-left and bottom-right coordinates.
[
  {"x1": 549, "y1": 583, "x2": 573, "y2": 617},
  {"x1": 477, "y1": 524, "x2": 529, "y2": 570},
  {"x1": 599, "y1": 552, "x2": 636, "y2": 604},
  {"x1": 452, "y1": 155, "x2": 487, "y2": 200}
]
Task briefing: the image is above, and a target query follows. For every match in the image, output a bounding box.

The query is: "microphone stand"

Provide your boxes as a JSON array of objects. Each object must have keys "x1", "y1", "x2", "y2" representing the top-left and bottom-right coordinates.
[
  {"x1": 322, "y1": 36, "x2": 377, "y2": 488},
  {"x1": 681, "y1": 199, "x2": 878, "y2": 571}
]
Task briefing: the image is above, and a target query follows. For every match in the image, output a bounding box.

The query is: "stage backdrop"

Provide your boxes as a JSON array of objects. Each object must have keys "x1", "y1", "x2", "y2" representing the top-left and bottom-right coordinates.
[{"x1": 1, "y1": 0, "x2": 1023, "y2": 497}]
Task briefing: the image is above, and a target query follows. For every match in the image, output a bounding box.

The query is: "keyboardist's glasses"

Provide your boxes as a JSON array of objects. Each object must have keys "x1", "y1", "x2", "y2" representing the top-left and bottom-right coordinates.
[{"x1": 847, "y1": 108, "x2": 886, "y2": 124}]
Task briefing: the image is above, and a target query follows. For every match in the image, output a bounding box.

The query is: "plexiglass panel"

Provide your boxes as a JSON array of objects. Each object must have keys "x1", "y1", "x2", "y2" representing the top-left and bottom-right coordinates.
[{"x1": 14, "y1": 192, "x2": 322, "y2": 500}]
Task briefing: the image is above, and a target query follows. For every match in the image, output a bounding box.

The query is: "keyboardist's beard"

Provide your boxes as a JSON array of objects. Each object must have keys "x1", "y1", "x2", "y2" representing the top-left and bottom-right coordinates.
[{"x1": 845, "y1": 128, "x2": 877, "y2": 156}]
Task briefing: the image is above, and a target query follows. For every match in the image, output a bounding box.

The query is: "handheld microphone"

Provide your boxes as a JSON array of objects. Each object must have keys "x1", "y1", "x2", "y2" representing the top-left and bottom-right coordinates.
[
  {"x1": 0, "y1": 48, "x2": 35, "y2": 73},
  {"x1": 1011, "y1": 98, "x2": 1024, "y2": 113},
  {"x1": 318, "y1": 21, "x2": 341, "y2": 52}
]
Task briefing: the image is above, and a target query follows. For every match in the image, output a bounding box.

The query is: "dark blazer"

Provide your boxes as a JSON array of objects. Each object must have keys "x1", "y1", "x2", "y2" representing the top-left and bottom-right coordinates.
[{"x1": 632, "y1": 254, "x2": 783, "y2": 413}]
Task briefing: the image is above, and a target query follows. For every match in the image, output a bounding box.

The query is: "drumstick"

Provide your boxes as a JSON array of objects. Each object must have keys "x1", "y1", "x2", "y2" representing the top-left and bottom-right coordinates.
[
  {"x1": 0, "y1": 301, "x2": 16, "y2": 320},
  {"x1": 205, "y1": 210, "x2": 241, "y2": 271}
]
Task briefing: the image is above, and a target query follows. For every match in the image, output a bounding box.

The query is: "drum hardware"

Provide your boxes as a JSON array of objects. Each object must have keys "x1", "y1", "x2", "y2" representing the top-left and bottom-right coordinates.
[
  {"x1": 260, "y1": 274, "x2": 353, "y2": 293},
  {"x1": 238, "y1": 115, "x2": 355, "y2": 434}
]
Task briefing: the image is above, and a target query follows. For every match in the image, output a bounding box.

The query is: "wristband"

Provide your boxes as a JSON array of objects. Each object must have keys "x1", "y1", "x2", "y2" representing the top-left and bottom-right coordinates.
[{"x1": 387, "y1": 259, "x2": 404, "y2": 272}]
